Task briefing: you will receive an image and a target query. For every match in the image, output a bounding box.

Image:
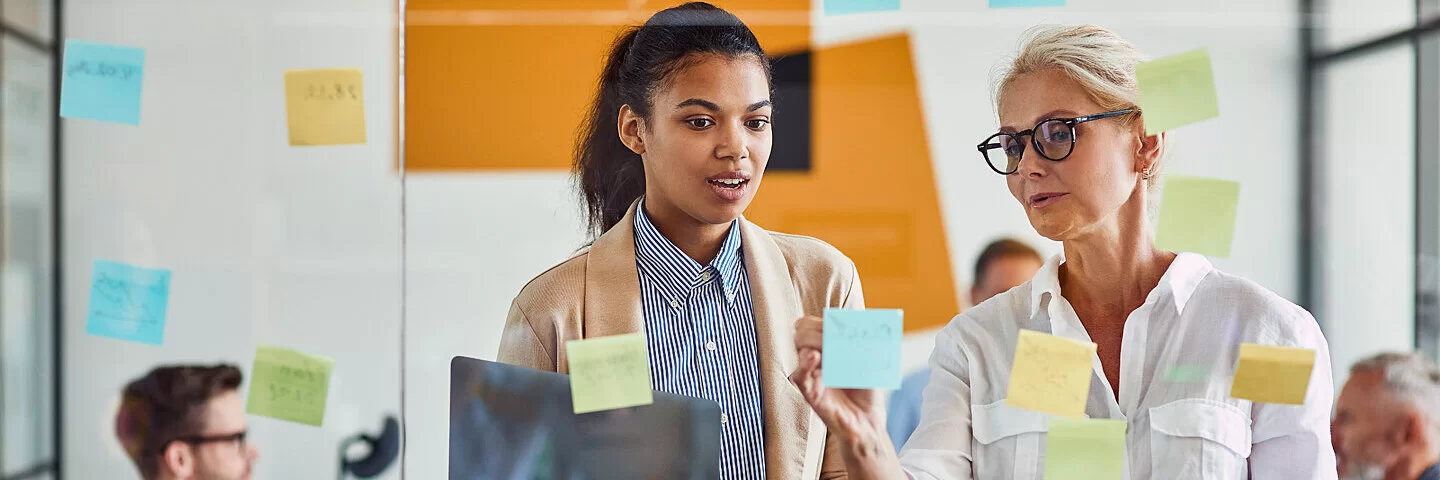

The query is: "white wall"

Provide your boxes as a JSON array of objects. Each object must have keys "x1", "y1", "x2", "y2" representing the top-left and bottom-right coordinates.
[
  {"x1": 62, "y1": 0, "x2": 401, "y2": 478},
  {"x1": 63, "y1": 0, "x2": 1309, "y2": 479}
]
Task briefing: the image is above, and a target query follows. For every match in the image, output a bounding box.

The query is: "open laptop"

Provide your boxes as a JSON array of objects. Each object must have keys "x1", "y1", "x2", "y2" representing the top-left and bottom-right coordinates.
[{"x1": 449, "y1": 356, "x2": 722, "y2": 480}]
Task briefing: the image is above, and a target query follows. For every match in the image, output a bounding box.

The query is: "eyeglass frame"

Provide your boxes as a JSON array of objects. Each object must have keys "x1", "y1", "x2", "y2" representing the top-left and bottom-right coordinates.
[
  {"x1": 169, "y1": 430, "x2": 248, "y2": 452},
  {"x1": 975, "y1": 109, "x2": 1137, "y2": 175}
]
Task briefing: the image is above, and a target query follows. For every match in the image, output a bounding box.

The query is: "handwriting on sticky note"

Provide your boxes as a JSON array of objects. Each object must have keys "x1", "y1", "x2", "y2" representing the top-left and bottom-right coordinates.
[
  {"x1": 247, "y1": 345, "x2": 334, "y2": 426},
  {"x1": 822, "y1": 308, "x2": 903, "y2": 389},
  {"x1": 822, "y1": 0, "x2": 899, "y2": 15},
  {"x1": 1154, "y1": 176, "x2": 1241, "y2": 258},
  {"x1": 284, "y1": 68, "x2": 366, "y2": 146},
  {"x1": 1137, "y1": 48, "x2": 1220, "y2": 135},
  {"x1": 85, "y1": 260, "x2": 170, "y2": 345},
  {"x1": 567, "y1": 333, "x2": 653, "y2": 414},
  {"x1": 1045, "y1": 417, "x2": 1127, "y2": 480},
  {"x1": 60, "y1": 40, "x2": 145, "y2": 125},
  {"x1": 1230, "y1": 343, "x2": 1315, "y2": 405},
  {"x1": 989, "y1": 0, "x2": 1065, "y2": 7},
  {"x1": 1007, "y1": 329, "x2": 1096, "y2": 418}
]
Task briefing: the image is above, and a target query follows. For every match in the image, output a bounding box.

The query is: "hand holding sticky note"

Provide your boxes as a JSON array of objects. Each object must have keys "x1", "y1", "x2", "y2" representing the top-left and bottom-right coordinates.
[
  {"x1": 1137, "y1": 48, "x2": 1220, "y2": 135},
  {"x1": 1007, "y1": 329, "x2": 1096, "y2": 418},
  {"x1": 247, "y1": 345, "x2": 334, "y2": 426},
  {"x1": 567, "y1": 333, "x2": 653, "y2": 414},
  {"x1": 1230, "y1": 343, "x2": 1315, "y2": 405},
  {"x1": 284, "y1": 68, "x2": 366, "y2": 146},
  {"x1": 1045, "y1": 417, "x2": 1127, "y2": 480},
  {"x1": 822, "y1": 308, "x2": 903, "y2": 389},
  {"x1": 60, "y1": 40, "x2": 145, "y2": 125},
  {"x1": 1154, "y1": 176, "x2": 1241, "y2": 258},
  {"x1": 85, "y1": 260, "x2": 170, "y2": 345}
]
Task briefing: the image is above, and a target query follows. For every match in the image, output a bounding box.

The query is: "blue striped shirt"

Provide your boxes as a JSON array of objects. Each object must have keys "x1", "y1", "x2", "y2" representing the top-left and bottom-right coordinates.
[{"x1": 634, "y1": 201, "x2": 766, "y2": 480}]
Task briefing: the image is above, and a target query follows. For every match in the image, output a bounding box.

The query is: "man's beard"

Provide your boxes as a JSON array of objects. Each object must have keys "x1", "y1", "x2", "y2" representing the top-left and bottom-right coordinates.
[{"x1": 1340, "y1": 460, "x2": 1386, "y2": 480}]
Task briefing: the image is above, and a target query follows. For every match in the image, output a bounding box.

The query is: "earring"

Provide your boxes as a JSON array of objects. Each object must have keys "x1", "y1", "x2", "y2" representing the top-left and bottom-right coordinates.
[{"x1": 1142, "y1": 168, "x2": 1153, "y2": 181}]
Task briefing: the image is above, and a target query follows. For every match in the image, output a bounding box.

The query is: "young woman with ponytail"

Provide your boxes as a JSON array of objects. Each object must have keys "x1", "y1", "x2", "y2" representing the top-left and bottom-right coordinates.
[{"x1": 497, "y1": 3, "x2": 862, "y2": 479}]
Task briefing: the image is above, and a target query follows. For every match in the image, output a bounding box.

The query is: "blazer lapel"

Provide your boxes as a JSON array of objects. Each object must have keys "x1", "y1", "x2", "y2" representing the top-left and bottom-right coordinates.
[
  {"x1": 579, "y1": 203, "x2": 646, "y2": 363},
  {"x1": 740, "y1": 218, "x2": 813, "y2": 479}
]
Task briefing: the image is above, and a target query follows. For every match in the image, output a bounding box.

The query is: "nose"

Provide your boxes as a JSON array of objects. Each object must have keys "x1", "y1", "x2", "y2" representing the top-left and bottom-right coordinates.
[
  {"x1": 246, "y1": 442, "x2": 259, "y2": 461},
  {"x1": 715, "y1": 122, "x2": 749, "y2": 162},
  {"x1": 1016, "y1": 135, "x2": 1046, "y2": 178}
]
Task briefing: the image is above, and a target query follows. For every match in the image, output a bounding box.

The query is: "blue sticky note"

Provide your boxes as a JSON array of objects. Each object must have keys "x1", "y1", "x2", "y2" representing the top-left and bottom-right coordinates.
[
  {"x1": 822, "y1": 308, "x2": 903, "y2": 389},
  {"x1": 823, "y1": 0, "x2": 900, "y2": 15},
  {"x1": 60, "y1": 40, "x2": 145, "y2": 125},
  {"x1": 86, "y1": 260, "x2": 171, "y2": 345},
  {"x1": 990, "y1": 0, "x2": 1065, "y2": 7}
]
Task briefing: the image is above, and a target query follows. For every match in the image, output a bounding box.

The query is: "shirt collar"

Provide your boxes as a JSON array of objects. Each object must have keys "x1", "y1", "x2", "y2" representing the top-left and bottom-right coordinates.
[
  {"x1": 1027, "y1": 252, "x2": 1214, "y2": 319},
  {"x1": 633, "y1": 198, "x2": 744, "y2": 300}
]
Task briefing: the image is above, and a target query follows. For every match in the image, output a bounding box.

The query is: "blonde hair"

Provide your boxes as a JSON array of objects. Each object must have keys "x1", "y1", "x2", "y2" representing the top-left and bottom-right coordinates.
[{"x1": 994, "y1": 25, "x2": 1167, "y2": 198}]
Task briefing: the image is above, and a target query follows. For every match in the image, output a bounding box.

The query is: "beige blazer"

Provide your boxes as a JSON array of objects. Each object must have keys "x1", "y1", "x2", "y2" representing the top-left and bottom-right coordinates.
[{"x1": 498, "y1": 203, "x2": 864, "y2": 480}]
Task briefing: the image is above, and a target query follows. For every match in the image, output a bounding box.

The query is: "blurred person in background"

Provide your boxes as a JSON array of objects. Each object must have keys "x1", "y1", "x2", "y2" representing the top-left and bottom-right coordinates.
[
  {"x1": 885, "y1": 238, "x2": 1042, "y2": 451},
  {"x1": 498, "y1": 3, "x2": 862, "y2": 479},
  {"x1": 1333, "y1": 352, "x2": 1440, "y2": 480},
  {"x1": 789, "y1": 24, "x2": 1334, "y2": 479},
  {"x1": 115, "y1": 364, "x2": 257, "y2": 480}
]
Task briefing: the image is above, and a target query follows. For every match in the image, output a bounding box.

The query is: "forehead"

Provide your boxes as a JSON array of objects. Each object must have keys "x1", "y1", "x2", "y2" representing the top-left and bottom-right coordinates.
[
  {"x1": 997, "y1": 68, "x2": 1105, "y2": 127},
  {"x1": 655, "y1": 54, "x2": 769, "y2": 104},
  {"x1": 196, "y1": 390, "x2": 246, "y2": 433},
  {"x1": 1338, "y1": 370, "x2": 1391, "y2": 408}
]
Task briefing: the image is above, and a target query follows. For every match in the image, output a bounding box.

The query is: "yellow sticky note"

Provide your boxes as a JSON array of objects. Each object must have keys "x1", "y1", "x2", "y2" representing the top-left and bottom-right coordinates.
[
  {"x1": 1230, "y1": 343, "x2": 1315, "y2": 405},
  {"x1": 1154, "y1": 176, "x2": 1241, "y2": 258},
  {"x1": 1045, "y1": 417, "x2": 1127, "y2": 480},
  {"x1": 1137, "y1": 48, "x2": 1220, "y2": 135},
  {"x1": 566, "y1": 333, "x2": 653, "y2": 414},
  {"x1": 284, "y1": 68, "x2": 366, "y2": 146},
  {"x1": 246, "y1": 345, "x2": 333, "y2": 426},
  {"x1": 1007, "y1": 329, "x2": 1096, "y2": 418}
]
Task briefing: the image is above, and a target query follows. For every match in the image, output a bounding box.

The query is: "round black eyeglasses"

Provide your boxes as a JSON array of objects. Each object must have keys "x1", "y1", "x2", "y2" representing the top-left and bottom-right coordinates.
[{"x1": 976, "y1": 109, "x2": 1136, "y2": 175}]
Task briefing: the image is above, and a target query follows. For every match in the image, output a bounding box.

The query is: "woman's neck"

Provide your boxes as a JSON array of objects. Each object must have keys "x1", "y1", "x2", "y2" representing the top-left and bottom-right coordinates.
[
  {"x1": 1058, "y1": 191, "x2": 1174, "y2": 322},
  {"x1": 642, "y1": 198, "x2": 732, "y2": 265}
]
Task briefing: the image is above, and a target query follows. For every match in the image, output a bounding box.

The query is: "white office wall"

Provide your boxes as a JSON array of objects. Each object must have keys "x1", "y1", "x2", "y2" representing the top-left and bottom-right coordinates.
[
  {"x1": 62, "y1": 0, "x2": 401, "y2": 478},
  {"x1": 63, "y1": 0, "x2": 1310, "y2": 478}
]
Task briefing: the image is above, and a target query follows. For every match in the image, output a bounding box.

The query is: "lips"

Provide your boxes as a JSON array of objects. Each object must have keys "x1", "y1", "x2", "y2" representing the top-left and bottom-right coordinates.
[
  {"x1": 707, "y1": 171, "x2": 751, "y2": 202},
  {"x1": 1029, "y1": 192, "x2": 1067, "y2": 208}
]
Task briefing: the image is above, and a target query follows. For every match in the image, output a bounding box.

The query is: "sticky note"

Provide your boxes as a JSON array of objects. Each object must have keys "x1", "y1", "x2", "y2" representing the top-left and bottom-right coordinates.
[
  {"x1": 1045, "y1": 417, "x2": 1127, "y2": 480},
  {"x1": 59, "y1": 40, "x2": 145, "y2": 125},
  {"x1": 247, "y1": 345, "x2": 334, "y2": 426},
  {"x1": 822, "y1": 0, "x2": 899, "y2": 15},
  {"x1": 85, "y1": 260, "x2": 170, "y2": 345},
  {"x1": 1137, "y1": 48, "x2": 1220, "y2": 135},
  {"x1": 1154, "y1": 176, "x2": 1241, "y2": 258},
  {"x1": 283, "y1": 68, "x2": 366, "y2": 146},
  {"x1": 1229, "y1": 343, "x2": 1315, "y2": 405},
  {"x1": 1007, "y1": 329, "x2": 1096, "y2": 418},
  {"x1": 1163, "y1": 364, "x2": 1210, "y2": 383},
  {"x1": 822, "y1": 308, "x2": 903, "y2": 389},
  {"x1": 990, "y1": 0, "x2": 1065, "y2": 7},
  {"x1": 566, "y1": 333, "x2": 653, "y2": 414}
]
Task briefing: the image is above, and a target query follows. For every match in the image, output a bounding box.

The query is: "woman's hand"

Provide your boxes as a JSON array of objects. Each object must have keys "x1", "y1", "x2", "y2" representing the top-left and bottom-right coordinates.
[{"x1": 789, "y1": 315, "x2": 887, "y2": 443}]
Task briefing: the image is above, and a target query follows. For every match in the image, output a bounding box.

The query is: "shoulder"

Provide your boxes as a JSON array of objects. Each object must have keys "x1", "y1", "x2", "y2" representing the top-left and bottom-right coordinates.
[
  {"x1": 511, "y1": 250, "x2": 590, "y2": 313},
  {"x1": 765, "y1": 230, "x2": 855, "y2": 274},
  {"x1": 1197, "y1": 269, "x2": 1324, "y2": 347}
]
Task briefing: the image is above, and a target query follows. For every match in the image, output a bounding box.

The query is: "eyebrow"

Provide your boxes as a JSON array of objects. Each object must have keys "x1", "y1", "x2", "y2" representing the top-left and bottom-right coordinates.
[
  {"x1": 1000, "y1": 109, "x2": 1081, "y2": 132},
  {"x1": 675, "y1": 98, "x2": 773, "y2": 113}
]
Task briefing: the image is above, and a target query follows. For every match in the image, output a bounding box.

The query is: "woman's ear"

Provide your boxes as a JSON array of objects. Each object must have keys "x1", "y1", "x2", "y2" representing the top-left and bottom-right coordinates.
[
  {"x1": 161, "y1": 441, "x2": 195, "y2": 477},
  {"x1": 618, "y1": 104, "x2": 646, "y2": 155},
  {"x1": 1134, "y1": 122, "x2": 1164, "y2": 174}
]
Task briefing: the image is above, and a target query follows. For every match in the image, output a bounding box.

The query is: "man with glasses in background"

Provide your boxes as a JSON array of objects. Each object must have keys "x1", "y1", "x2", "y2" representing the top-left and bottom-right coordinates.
[{"x1": 115, "y1": 364, "x2": 258, "y2": 480}]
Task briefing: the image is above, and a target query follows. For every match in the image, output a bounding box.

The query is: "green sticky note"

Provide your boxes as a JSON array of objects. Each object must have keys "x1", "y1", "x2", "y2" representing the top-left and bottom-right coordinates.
[
  {"x1": 1045, "y1": 417, "x2": 1127, "y2": 479},
  {"x1": 1137, "y1": 48, "x2": 1220, "y2": 135},
  {"x1": 566, "y1": 333, "x2": 653, "y2": 414},
  {"x1": 1163, "y1": 364, "x2": 1210, "y2": 383},
  {"x1": 246, "y1": 345, "x2": 334, "y2": 426},
  {"x1": 1154, "y1": 176, "x2": 1241, "y2": 258}
]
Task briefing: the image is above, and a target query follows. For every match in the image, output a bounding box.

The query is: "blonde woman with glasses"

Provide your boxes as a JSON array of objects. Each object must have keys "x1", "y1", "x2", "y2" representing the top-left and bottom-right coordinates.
[{"x1": 788, "y1": 25, "x2": 1337, "y2": 479}]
